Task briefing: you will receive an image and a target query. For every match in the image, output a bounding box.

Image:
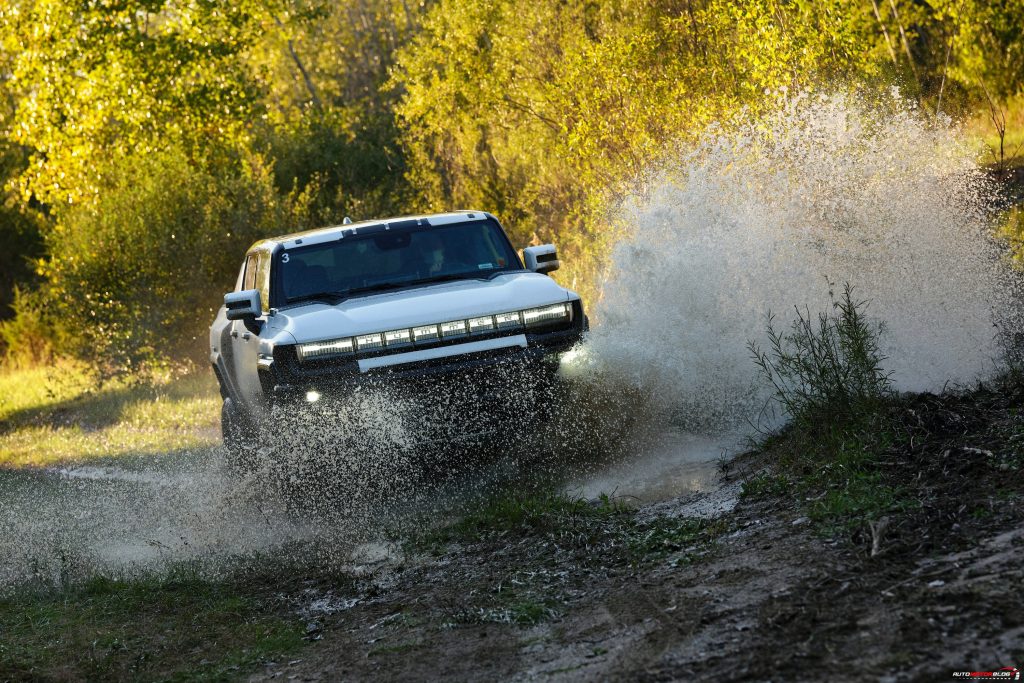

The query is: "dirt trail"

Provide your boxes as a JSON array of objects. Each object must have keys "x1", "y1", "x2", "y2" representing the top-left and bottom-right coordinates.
[{"x1": 248, "y1": 447, "x2": 1024, "y2": 682}]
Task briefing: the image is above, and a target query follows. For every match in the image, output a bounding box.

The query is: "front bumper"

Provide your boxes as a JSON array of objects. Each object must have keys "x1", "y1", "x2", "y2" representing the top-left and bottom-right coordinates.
[{"x1": 261, "y1": 303, "x2": 586, "y2": 402}]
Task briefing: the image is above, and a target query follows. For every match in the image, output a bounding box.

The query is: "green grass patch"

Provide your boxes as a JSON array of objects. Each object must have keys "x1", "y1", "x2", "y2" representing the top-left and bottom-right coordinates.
[
  {"x1": 628, "y1": 516, "x2": 726, "y2": 562},
  {"x1": 756, "y1": 419, "x2": 908, "y2": 536},
  {"x1": 446, "y1": 595, "x2": 561, "y2": 627},
  {"x1": 0, "y1": 364, "x2": 220, "y2": 467},
  {"x1": 0, "y1": 360, "x2": 96, "y2": 424},
  {"x1": 418, "y1": 489, "x2": 724, "y2": 569},
  {"x1": 0, "y1": 571, "x2": 306, "y2": 682},
  {"x1": 416, "y1": 490, "x2": 631, "y2": 549},
  {"x1": 740, "y1": 473, "x2": 792, "y2": 500}
]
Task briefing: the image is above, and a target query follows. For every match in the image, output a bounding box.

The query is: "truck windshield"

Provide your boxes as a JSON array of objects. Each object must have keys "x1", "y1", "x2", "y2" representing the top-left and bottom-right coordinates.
[{"x1": 277, "y1": 219, "x2": 523, "y2": 304}]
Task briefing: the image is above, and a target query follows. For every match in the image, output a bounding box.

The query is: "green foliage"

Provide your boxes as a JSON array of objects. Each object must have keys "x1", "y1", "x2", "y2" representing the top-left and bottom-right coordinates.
[
  {"x1": 747, "y1": 286, "x2": 903, "y2": 538},
  {"x1": 392, "y1": 0, "x2": 880, "y2": 294},
  {"x1": 263, "y1": 107, "x2": 412, "y2": 225},
  {"x1": 936, "y1": 0, "x2": 1024, "y2": 103},
  {"x1": 750, "y1": 283, "x2": 894, "y2": 430},
  {"x1": 40, "y1": 146, "x2": 315, "y2": 372},
  {"x1": 0, "y1": 571, "x2": 306, "y2": 681},
  {"x1": 1, "y1": 0, "x2": 272, "y2": 208},
  {"x1": 0, "y1": 68, "x2": 45, "y2": 329},
  {"x1": 0, "y1": 287, "x2": 61, "y2": 367},
  {"x1": 998, "y1": 205, "x2": 1024, "y2": 264}
]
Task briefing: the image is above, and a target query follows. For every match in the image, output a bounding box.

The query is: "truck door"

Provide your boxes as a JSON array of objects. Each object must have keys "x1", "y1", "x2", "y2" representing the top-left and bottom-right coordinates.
[{"x1": 229, "y1": 252, "x2": 266, "y2": 412}]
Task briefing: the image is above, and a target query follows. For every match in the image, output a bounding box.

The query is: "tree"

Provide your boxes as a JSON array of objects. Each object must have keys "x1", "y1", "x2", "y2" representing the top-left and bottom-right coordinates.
[
  {"x1": 0, "y1": 0, "x2": 271, "y2": 209},
  {"x1": 393, "y1": 0, "x2": 878, "y2": 292}
]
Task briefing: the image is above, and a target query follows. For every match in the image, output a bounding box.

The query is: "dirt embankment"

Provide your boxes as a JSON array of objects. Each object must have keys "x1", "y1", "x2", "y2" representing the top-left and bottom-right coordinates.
[{"x1": 249, "y1": 387, "x2": 1024, "y2": 682}]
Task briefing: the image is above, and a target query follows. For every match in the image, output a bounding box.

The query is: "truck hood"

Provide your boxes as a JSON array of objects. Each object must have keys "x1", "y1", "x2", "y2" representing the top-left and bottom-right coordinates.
[{"x1": 274, "y1": 272, "x2": 578, "y2": 342}]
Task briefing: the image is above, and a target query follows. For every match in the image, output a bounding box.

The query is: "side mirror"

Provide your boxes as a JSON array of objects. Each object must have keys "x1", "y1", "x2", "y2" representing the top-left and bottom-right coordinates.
[
  {"x1": 523, "y1": 244, "x2": 560, "y2": 275},
  {"x1": 224, "y1": 289, "x2": 261, "y2": 320}
]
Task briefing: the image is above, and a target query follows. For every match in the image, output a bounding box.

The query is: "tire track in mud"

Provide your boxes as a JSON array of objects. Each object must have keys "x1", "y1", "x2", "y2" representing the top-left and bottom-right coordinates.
[{"x1": 0, "y1": 422, "x2": 729, "y2": 592}]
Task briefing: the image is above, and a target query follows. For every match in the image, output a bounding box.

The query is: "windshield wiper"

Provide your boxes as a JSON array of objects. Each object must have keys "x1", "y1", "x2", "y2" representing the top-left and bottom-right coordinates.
[
  {"x1": 284, "y1": 291, "x2": 350, "y2": 305},
  {"x1": 406, "y1": 272, "x2": 490, "y2": 287},
  {"x1": 286, "y1": 282, "x2": 422, "y2": 306},
  {"x1": 345, "y1": 281, "x2": 419, "y2": 295}
]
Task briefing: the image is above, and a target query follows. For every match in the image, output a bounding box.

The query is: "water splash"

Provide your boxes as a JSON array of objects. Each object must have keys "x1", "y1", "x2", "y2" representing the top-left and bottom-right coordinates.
[{"x1": 584, "y1": 90, "x2": 1017, "y2": 430}]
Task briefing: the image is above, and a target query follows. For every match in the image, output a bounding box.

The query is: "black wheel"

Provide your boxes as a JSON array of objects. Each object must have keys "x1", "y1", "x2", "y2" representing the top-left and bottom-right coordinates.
[{"x1": 221, "y1": 397, "x2": 258, "y2": 473}]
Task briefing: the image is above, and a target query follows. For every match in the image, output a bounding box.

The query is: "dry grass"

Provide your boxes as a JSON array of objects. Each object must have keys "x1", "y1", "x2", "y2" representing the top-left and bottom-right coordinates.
[
  {"x1": 0, "y1": 362, "x2": 220, "y2": 467},
  {"x1": 963, "y1": 94, "x2": 1024, "y2": 171}
]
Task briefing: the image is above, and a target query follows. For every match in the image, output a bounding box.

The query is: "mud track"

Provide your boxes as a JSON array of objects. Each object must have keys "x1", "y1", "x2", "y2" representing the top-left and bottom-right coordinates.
[{"x1": 250, "y1": 404, "x2": 1024, "y2": 683}]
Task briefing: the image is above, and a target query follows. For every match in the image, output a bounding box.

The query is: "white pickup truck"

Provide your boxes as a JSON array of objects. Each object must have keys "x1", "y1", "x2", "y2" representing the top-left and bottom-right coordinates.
[{"x1": 209, "y1": 210, "x2": 586, "y2": 463}]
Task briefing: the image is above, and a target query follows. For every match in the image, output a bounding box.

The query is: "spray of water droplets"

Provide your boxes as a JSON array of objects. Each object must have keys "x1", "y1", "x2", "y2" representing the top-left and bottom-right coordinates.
[{"x1": 584, "y1": 89, "x2": 1018, "y2": 431}]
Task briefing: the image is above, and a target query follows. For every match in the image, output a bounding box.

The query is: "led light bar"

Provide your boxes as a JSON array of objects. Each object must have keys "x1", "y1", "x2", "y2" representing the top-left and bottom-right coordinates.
[
  {"x1": 356, "y1": 333, "x2": 384, "y2": 351},
  {"x1": 295, "y1": 302, "x2": 574, "y2": 362},
  {"x1": 412, "y1": 324, "x2": 439, "y2": 342},
  {"x1": 522, "y1": 302, "x2": 571, "y2": 328},
  {"x1": 384, "y1": 328, "x2": 412, "y2": 346},
  {"x1": 468, "y1": 315, "x2": 495, "y2": 333},
  {"x1": 494, "y1": 311, "x2": 523, "y2": 330},
  {"x1": 439, "y1": 320, "x2": 468, "y2": 337},
  {"x1": 297, "y1": 337, "x2": 355, "y2": 361}
]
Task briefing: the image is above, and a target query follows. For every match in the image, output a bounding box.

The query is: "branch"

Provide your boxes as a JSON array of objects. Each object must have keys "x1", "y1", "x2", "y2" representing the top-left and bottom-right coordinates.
[
  {"x1": 887, "y1": 0, "x2": 919, "y2": 82},
  {"x1": 870, "y1": 0, "x2": 899, "y2": 68},
  {"x1": 936, "y1": 0, "x2": 966, "y2": 116},
  {"x1": 501, "y1": 95, "x2": 561, "y2": 132},
  {"x1": 274, "y1": 15, "x2": 322, "y2": 110}
]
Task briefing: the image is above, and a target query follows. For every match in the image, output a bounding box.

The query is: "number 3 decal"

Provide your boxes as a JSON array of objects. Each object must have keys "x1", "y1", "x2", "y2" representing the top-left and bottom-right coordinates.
[{"x1": 281, "y1": 253, "x2": 290, "y2": 263}]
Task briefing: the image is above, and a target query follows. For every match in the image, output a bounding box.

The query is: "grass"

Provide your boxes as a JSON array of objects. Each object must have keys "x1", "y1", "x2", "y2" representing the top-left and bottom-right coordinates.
[
  {"x1": 740, "y1": 473, "x2": 791, "y2": 500},
  {"x1": 0, "y1": 571, "x2": 306, "y2": 681},
  {"x1": 743, "y1": 416, "x2": 908, "y2": 537},
  {"x1": 628, "y1": 516, "x2": 725, "y2": 562},
  {"x1": 0, "y1": 360, "x2": 96, "y2": 423},
  {"x1": 0, "y1": 362, "x2": 220, "y2": 467},
  {"x1": 419, "y1": 490, "x2": 631, "y2": 548},
  {"x1": 448, "y1": 597, "x2": 561, "y2": 627},
  {"x1": 418, "y1": 489, "x2": 724, "y2": 568}
]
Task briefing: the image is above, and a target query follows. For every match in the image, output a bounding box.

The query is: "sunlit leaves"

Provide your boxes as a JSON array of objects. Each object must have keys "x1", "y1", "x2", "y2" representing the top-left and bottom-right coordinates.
[
  {"x1": 392, "y1": 0, "x2": 879, "y2": 294},
  {"x1": 2, "y1": 0, "x2": 273, "y2": 208}
]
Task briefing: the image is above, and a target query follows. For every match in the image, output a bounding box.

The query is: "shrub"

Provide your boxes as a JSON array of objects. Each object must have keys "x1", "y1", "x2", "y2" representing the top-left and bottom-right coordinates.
[
  {"x1": 998, "y1": 206, "x2": 1024, "y2": 265},
  {"x1": 749, "y1": 283, "x2": 893, "y2": 429},
  {"x1": 36, "y1": 145, "x2": 317, "y2": 375},
  {"x1": 0, "y1": 287, "x2": 61, "y2": 368}
]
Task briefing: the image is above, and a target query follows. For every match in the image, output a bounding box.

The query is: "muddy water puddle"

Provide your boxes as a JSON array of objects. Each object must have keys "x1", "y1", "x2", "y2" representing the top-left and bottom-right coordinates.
[{"x1": 566, "y1": 429, "x2": 739, "y2": 504}]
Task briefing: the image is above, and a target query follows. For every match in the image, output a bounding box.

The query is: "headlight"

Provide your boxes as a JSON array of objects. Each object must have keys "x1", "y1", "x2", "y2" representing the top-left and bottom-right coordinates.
[
  {"x1": 297, "y1": 337, "x2": 355, "y2": 361},
  {"x1": 522, "y1": 302, "x2": 571, "y2": 328}
]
